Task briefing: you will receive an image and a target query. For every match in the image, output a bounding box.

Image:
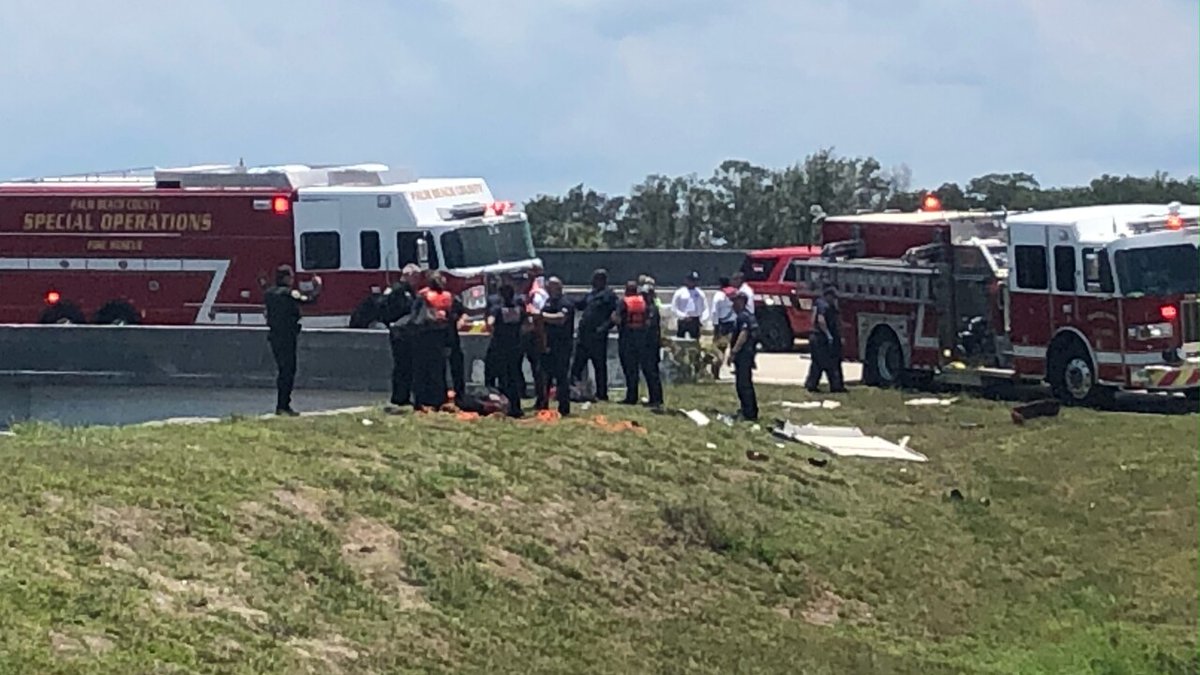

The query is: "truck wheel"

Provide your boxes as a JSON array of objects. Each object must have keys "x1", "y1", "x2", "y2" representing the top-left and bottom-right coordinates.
[
  {"x1": 757, "y1": 310, "x2": 794, "y2": 352},
  {"x1": 864, "y1": 328, "x2": 904, "y2": 388},
  {"x1": 93, "y1": 301, "x2": 140, "y2": 325},
  {"x1": 39, "y1": 300, "x2": 86, "y2": 325},
  {"x1": 1048, "y1": 341, "x2": 1112, "y2": 407}
]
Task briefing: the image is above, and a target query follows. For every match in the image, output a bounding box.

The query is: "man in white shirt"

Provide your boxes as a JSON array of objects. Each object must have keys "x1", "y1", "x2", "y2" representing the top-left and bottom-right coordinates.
[
  {"x1": 731, "y1": 271, "x2": 755, "y2": 314},
  {"x1": 671, "y1": 271, "x2": 709, "y2": 340},
  {"x1": 708, "y1": 276, "x2": 738, "y2": 379}
]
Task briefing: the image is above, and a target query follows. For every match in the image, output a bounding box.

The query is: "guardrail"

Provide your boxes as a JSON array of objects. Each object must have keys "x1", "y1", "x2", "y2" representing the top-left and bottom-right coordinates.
[{"x1": 0, "y1": 324, "x2": 700, "y2": 401}]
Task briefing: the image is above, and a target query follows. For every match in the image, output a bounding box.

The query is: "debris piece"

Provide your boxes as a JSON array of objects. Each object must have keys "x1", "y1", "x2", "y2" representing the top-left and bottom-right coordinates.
[
  {"x1": 681, "y1": 410, "x2": 711, "y2": 427},
  {"x1": 580, "y1": 402, "x2": 592, "y2": 411},
  {"x1": 716, "y1": 413, "x2": 735, "y2": 427},
  {"x1": 958, "y1": 422, "x2": 981, "y2": 429},
  {"x1": 807, "y1": 457, "x2": 829, "y2": 468},
  {"x1": 361, "y1": 419, "x2": 375, "y2": 426},
  {"x1": 705, "y1": 442, "x2": 718, "y2": 450},
  {"x1": 751, "y1": 424, "x2": 762, "y2": 432},
  {"x1": 1011, "y1": 399, "x2": 1060, "y2": 425},
  {"x1": 745, "y1": 450, "x2": 769, "y2": 462},
  {"x1": 775, "y1": 443, "x2": 785, "y2": 449},
  {"x1": 780, "y1": 400, "x2": 842, "y2": 410},
  {"x1": 905, "y1": 397, "x2": 958, "y2": 407},
  {"x1": 772, "y1": 420, "x2": 928, "y2": 462}
]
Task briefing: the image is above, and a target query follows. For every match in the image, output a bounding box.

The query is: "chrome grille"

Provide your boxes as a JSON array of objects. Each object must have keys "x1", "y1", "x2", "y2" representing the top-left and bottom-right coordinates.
[{"x1": 1183, "y1": 295, "x2": 1200, "y2": 343}]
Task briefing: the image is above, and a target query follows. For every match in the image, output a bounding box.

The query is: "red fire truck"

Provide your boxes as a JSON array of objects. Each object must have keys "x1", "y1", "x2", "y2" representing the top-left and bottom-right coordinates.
[
  {"x1": 740, "y1": 246, "x2": 822, "y2": 351},
  {"x1": 0, "y1": 163, "x2": 541, "y2": 328},
  {"x1": 794, "y1": 202, "x2": 1200, "y2": 404}
]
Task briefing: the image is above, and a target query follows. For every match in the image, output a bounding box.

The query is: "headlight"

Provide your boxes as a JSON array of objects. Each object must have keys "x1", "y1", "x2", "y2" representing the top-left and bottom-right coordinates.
[
  {"x1": 1127, "y1": 322, "x2": 1174, "y2": 340},
  {"x1": 461, "y1": 285, "x2": 488, "y2": 311}
]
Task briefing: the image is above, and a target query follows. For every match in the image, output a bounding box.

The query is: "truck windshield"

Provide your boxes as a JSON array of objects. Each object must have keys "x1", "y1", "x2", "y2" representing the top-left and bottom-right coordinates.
[
  {"x1": 440, "y1": 220, "x2": 536, "y2": 269},
  {"x1": 1114, "y1": 244, "x2": 1199, "y2": 296}
]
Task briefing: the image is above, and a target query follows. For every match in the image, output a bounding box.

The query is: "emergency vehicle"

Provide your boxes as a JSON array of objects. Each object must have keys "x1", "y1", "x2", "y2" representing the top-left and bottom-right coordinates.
[
  {"x1": 0, "y1": 162, "x2": 541, "y2": 329},
  {"x1": 793, "y1": 201, "x2": 1200, "y2": 404},
  {"x1": 739, "y1": 246, "x2": 821, "y2": 351}
]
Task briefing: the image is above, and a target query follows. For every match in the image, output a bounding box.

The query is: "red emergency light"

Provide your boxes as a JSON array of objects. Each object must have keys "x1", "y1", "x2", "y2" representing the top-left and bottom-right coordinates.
[
  {"x1": 488, "y1": 200, "x2": 512, "y2": 216},
  {"x1": 1165, "y1": 214, "x2": 1183, "y2": 230},
  {"x1": 45, "y1": 291, "x2": 60, "y2": 305},
  {"x1": 921, "y1": 194, "x2": 942, "y2": 211},
  {"x1": 1161, "y1": 305, "x2": 1179, "y2": 321},
  {"x1": 271, "y1": 196, "x2": 291, "y2": 215}
]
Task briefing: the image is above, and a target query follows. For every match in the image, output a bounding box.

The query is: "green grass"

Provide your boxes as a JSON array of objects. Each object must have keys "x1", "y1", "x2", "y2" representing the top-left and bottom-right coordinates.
[{"x1": 0, "y1": 385, "x2": 1194, "y2": 674}]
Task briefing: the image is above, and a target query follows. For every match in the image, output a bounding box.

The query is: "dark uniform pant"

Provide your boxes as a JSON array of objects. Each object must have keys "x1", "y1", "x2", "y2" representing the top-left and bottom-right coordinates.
[
  {"x1": 620, "y1": 333, "x2": 662, "y2": 406},
  {"x1": 268, "y1": 333, "x2": 298, "y2": 412},
  {"x1": 676, "y1": 317, "x2": 701, "y2": 340},
  {"x1": 413, "y1": 329, "x2": 449, "y2": 408},
  {"x1": 389, "y1": 335, "x2": 413, "y2": 406},
  {"x1": 538, "y1": 347, "x2": 571, "y2": 415},
  {"x1": 447, "y1": 331, "x2": 466, "y2": 400},
  {"x1": 493, "y1": 343, "x2": 524, "y2": 416},
  {"x1": 734, "y1": 354, "x2": 758, "y2": 421},
  {"x1": 805, "y1": 334, "x2": 846, "y2": 392},
  {"x1": 571, "y1": 336, "x2": 609, "y2": 400}
]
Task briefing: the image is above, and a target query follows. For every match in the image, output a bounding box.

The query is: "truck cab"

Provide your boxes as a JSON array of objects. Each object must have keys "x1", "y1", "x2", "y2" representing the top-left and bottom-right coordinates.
[{"x1": 740, "y1": 246, "x2": 821, "y2": 351}]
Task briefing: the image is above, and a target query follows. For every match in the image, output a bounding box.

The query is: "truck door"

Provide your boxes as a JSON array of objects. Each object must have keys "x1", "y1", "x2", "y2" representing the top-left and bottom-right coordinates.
[
  {"x1": 1048, "y1": 228, "x2": 1081, "y2": 336},
  {"x1": 1007, "y1": 226, "x2": 1054, "y2": 365}
]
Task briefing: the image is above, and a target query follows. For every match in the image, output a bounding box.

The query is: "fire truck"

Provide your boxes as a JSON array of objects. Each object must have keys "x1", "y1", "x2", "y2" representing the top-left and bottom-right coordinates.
[
  {"x1": 739, "y1": 246, "x2": 821, "y2": 351},
  {"x1": 794, "y1": 202, "x2": 1200, "y2": 404},
  {"x1": 0, "y1": 162, "x2": 541, "y2": 329}
]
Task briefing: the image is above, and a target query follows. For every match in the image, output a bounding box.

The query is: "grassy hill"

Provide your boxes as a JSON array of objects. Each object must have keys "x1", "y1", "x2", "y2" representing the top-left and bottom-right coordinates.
[{"x1": 0, "y1": 385, "x2": 1194, "y2": 674}]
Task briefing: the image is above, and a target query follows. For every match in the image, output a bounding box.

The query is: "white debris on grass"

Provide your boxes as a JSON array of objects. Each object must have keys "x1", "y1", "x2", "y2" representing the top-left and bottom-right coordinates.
[
  {"x1": 681, "y1": 410, "x2": 711, "y2": 427},
  {"x1": 772, "y1": 420, "x2": 928, "y2": 462},
  {"x1": 779, "y1": 400, "x2": 842, "y2": 410},
  {"x1": 904, "y1": 397, "x2": 958, "y2": 407},
  {"x1": 705, "y1": 442, "x2": 718, "y2": 450}
]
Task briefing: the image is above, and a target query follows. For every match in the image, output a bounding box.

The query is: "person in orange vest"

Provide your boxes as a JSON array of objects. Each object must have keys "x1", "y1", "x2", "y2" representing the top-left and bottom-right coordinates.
[
  {"x1": 411, "y1": 272, "x2": 455, "y2": 409},
  {"x1": 614, "y1": 280, "x2": 663, "y2": 409}
]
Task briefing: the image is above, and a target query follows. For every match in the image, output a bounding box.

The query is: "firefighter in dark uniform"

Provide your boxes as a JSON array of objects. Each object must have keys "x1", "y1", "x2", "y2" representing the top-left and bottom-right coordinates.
[
  {"x1": 728, "y1": 292, "x2": 759, "y2": 421},
  {"x1": 446, "y1": 294, "x2": 468, "y2": 402},
  {"x1": 805, "y1": 285, "x2": 847, "y2": 393},
  {"x1": 262, "y1": 264, "x2": 321, "y2": 416},
  {"x1": 486, "y1": 282, "x2": 526, "y2": 417},
  {"x1": 412, "y1": 272, "x2": 455, "y2": 409},
  {"x1": 382, "y1": 264, "x2": 420, "y2": 407},
  {"x1": 536, "y1": 277, "x2": 573, "y2": 416},
  {"x1": 571, "y1": 269, "x2": 617, "y2": 401},
  {"x1": 614, "y1": 281, "x2": 664, "y2": 409}
]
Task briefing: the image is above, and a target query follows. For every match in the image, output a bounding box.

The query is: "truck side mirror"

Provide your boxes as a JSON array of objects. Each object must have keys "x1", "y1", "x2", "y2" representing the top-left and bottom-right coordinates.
[{"x1": 416, "y1": 238, "x2": 430, "y2": 270}]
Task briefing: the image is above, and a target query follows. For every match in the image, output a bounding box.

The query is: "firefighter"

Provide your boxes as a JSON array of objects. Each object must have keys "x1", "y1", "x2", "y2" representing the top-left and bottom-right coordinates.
[
  {"x1": 412, "y1": 272, "x2": 455, "y2": 409},
  {"x1": 487, "y1": 282, "x2": 526, "y2": 417},
  {"x1": 382, "y1": 264, "x2": 420, "y2": 407},
  {"x1": 520, "y1": 276, "x2": 547, "y2": 398},
  {"x1": 262, "y1": 264, "x2": 321, "y2": 416},
  {"x1": 709, "y1": 276, "x2": 738, "y2": 379},
  {"x1": 446, "y1": 293, "x2": 469, "y2": 402},
  {"x1": 727, "y1": 292, "x2": 759, "y2": 421},
  {"x1": 537, "y1": 277, "x2": 574, "y2": 416},
  {"x1": 615, "y1": 280, "x2": 664, "y2": 409},
  {"x1": 571, "y1": 269, "x2": 617, "y2": 401},
  {"x1": 805, "y1": 285, "x2": 847, "y2": 393}
]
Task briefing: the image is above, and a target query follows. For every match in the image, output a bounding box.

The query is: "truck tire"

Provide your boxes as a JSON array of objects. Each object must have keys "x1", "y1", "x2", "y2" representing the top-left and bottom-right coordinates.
[
  {"x1": 864, "y1": 328, "x2": 904, "y2": 388},
  {"x1": 757, "y1": 310, "x2": 794, "y2": 352},
  {"x1": 1047, "y1": 338, "x2": 1113, "y2": 407},
  {"x1": 39, "y1": 301, "x2": 86, "y2": 325},
  {"x1": 93, "y1": 300, "x2": 140, "y2": 325}
]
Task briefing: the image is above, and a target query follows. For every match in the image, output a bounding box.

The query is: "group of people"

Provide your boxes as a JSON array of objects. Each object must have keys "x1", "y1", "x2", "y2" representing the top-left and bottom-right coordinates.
[{"x1": 262, "y1": 262, "x2": 842, "y2": 422}]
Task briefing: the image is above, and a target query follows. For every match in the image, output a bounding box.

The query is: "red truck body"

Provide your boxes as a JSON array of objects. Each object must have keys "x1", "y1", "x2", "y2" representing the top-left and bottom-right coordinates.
[
  {"x1": 794, "y1": 204, "x2": 1200, "y2": 402},
  {"x1": 740, "y1": 246, "x2": 821, "y2": 351},
  {"x1": 0, "y1": 163, "x2": 541, "y2": 328}
]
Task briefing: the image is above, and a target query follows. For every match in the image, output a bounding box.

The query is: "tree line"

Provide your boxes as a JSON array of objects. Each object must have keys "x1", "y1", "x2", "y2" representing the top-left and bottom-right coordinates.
[{"x1": 522, "y1": 149, "x2": 1198, "y2": 250}]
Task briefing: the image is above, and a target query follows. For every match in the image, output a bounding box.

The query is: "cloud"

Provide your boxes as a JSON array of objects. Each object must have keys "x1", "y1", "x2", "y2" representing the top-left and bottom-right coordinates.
[{"x1": 0, "y1": 0, "x2": 1195, "y2": 200}]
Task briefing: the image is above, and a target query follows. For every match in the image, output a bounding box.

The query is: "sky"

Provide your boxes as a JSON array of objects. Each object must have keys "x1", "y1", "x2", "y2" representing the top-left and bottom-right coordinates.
[{"x1": 1, "y1": 0, "x2": 1196, "y2": 201}]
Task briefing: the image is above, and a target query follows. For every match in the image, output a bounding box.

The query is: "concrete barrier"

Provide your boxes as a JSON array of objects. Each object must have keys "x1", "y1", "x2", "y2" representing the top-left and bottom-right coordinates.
[{"x1": 0, "y1": 325, "x2": 701, "y2": 422}]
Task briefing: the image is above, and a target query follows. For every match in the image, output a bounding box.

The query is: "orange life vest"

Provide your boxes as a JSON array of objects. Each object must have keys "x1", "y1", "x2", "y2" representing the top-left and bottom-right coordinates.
[
  {"x1": 421, "y1": 288, "x2": 453, "y2": 322},
  {"x1": 622, "y1": 295, "x2": 648, "y2": 330}
]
